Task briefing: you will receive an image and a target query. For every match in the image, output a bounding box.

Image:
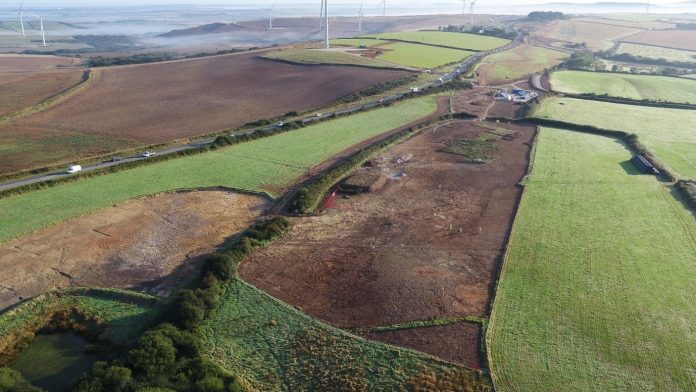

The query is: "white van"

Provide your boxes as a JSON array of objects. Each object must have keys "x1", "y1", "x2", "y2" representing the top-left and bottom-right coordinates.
[{"x1": 66, "y1": 165, "x2": 82, "y2": 174}]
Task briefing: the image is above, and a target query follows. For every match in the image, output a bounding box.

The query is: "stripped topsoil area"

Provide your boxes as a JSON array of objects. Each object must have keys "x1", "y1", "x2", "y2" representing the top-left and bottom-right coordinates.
[
  {"x1": 0, "y1": 191, "x2": 267, "y2": 310},
  {"x1": 240, "y1": 120, "x2": 533, "y2": 365}
]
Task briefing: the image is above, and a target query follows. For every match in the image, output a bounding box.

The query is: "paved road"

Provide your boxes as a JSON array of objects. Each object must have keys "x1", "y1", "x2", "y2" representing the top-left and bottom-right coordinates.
[{"x1": 0, "y1": 35, "x2": 524, "y2": 193}]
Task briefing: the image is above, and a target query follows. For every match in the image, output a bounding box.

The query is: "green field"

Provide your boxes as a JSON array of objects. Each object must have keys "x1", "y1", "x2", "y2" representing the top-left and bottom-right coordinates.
[
  {"x1": 476, "y1": 45, "x2": 568, "y2": 83},
  {"x1": 377, "y1": 42, "x2": 473, "y2": 69},
  {"x1": 200, "y1": 279, "x2": 491, "y2": 391},
  {"x1": 330, "y1": 38, "x2": 386, "y2": 48},
  {"x1": 367, "y1": 31, "x2": 509, "y2": 51},
  {"x1": 488, "y1": 127, "x2": 696, "y2": 391},
  {"x1": 261, "y1": 48, "x2": 402, "y2": 69},
  {"x1": 0, "y1": 97, "x2": 437, "y2": 243},
  {"x1": 617, "y1": 42, "x2": 696, "y2": 63},
  {"x1": 530, "y1": 96, "x2": 696, "y2": 178},
  {"x1": 550, "y1": 70, "x2": 696, "y2": 104}
]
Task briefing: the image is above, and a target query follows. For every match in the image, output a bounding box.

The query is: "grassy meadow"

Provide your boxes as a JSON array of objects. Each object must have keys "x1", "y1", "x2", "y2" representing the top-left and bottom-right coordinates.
[
  {"x1": 367, "y1": 31, "x2": 509, "y2": 51},
  {"x1": 200, "y1": 278, "x2": 492, "y2": 391},
  {"x1": 476, "y1": 45, "x2": 568, "y2": 83},
  {"x1": 261, "y1": 48, "x2": 401, "y2": 69},
  {"x1": 549, "y1": 70, "x2": 696, "y2": 103},
  {"x1": 617, "y1": 42, "x2": 696, "y2": 63},
  {"x1": 488, "y1": 127, "x2": 696, "y2": 391},
  {"x1": 530, "y1": 96, "x2": 696, "y2": 179},
  {"x1": 377, "y1": 42, "x2": 473, "y2": 68},
  {"x1": 0, "y1": 97, "x2": 437, "y2": 242},
  {"x1": 330, "y1": 38, "x2": 386, "y2": 48}
]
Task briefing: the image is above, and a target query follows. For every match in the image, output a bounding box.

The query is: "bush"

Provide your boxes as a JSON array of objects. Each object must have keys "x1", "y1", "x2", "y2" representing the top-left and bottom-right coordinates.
[{"x1": 0, "y1": 368, "x2": 42, "y2": 392}]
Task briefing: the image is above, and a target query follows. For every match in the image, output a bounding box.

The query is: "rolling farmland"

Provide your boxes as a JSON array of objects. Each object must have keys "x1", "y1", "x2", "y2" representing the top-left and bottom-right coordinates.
[
  {"x1": 0, "y1": 51, "x2": 410, "y2": 175},
  {"x1": 549, "y1": 70, "x2": 696, "y2": 104},
  {"x1": 367, "y1": 31, "x2": 510, "y2": 51},
  {"x1": 0, "y1": 97, "x2": 437, "y2": 243},
  {"x1": 377, "y1": 42, "x2": 474, "y2": 69},
  {"x1": 488, "y1": 127, "x2": 696, "y2": 391},
  {"x1": 530, "y1": 96, "x2": 696, "y2": 179},
  {"x1": 0, "y1": 55, "x2": 84, "y2": 117},
  {"x1": 623, "y1": 29, "x2": 696, "y2": 51},
  {"x1": 616, "y1": 42, "x2": 696, "y2": 63},
  {"x1": 533, "y1": 20, "x2": 641, "y2": 50},
  {"x1": 476, "y1": 45, "x2": 568, "y2": 84}
]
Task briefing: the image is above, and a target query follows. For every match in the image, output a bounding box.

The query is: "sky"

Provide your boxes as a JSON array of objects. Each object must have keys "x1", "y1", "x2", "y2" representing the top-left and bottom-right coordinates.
[{"x1": 3, "y1": 0, "x2": 686, "y2": 6}]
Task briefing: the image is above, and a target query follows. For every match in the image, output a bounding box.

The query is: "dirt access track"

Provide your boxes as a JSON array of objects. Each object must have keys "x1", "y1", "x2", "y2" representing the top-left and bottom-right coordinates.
[
  {"x1": 0, "y1": 191, "x2": 267, "y2": 310},
  {"x1": 0, "y1": 55, "x2": 83, "y2": 117},
  {"x1": 0, "y1": 51, "x2": 410, "y2": 175},
  {"x1": 240, "y1": 119, "x2": 534, "y2": 366}
]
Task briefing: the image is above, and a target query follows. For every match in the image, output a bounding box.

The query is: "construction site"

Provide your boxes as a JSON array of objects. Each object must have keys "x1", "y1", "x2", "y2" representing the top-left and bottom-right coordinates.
[{"x1": 239, "y1": 119, "x2": 535, "y2": 369}]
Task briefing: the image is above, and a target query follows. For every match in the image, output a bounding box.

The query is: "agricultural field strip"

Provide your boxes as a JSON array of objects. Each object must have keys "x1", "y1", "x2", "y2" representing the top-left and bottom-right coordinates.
[
  {"x1": 0, "y1": 97, "x2": 437, "y2": 243},
  {"x1": 530, "y1": 96, "x2": 696, "y2": 179},
  {"x1": 616, "y1": 42, "x2": 696, "y2": 63},
  {"x1": 475, "y1": 45, "x2": 568, "y2": 83},
  {"x1": 549, "y1": 70, "x2": 696, "y2": 104},
  {"x1": 375, "y1": 42, "x2": 475, "y2": 69},
  {"x1": 365, "y1": 31, "x2": 510, "y2": 51},
  {"x1": 488, "y1": 127, "x2": 696, "y2": 392},
  {"x1": 201, "y1": 278, "x2": 491, "y2": 391}
]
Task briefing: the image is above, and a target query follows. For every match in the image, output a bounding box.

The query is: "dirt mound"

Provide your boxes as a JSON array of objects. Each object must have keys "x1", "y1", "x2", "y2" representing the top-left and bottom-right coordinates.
[{"x1": 0, "y1": 191, "x2": 267, "y2": 310}]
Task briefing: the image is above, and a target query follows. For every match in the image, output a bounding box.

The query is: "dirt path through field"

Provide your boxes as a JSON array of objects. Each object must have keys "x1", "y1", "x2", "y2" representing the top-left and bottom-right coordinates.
[
  {"x1": 0, "y1": 191, "x2": 267, "y2": 310},
  {"x1": 240, "y1": 120, "x2": 534, "y2": 365}
]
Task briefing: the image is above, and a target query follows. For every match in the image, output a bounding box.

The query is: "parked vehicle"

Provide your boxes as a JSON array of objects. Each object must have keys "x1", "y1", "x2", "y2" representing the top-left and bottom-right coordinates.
[
  {"x1": 142, "y1": 151, "x2": 155, "y2": 158},
  {"x1": 110, "y1": 156, "x2": 122, "y2": 162},
  {"x1": 66, "y1": 165, "x2": 82, "y2": 174}
]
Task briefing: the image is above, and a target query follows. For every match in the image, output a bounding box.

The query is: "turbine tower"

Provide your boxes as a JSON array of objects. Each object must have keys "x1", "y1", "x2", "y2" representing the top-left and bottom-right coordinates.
[
  {"x1": 263, "y1": 1, "x2": 277, "y2": 30},
  {"x1": 30, "y1": 13, "x2": 46, "y2": 47},
  {"x1": 378, "y1": 0, "x2": 386, "y2": 17},
  {"x1": 16, "y1": 1, "x2": 25, "y2": 37},
  {"x1": 323, "y1": 0, "x2": 329, "y2": 49},
  {"x1": 319, "y1": 0, "x2": 325, "y2": 29},
  {"x1": 646, "y1": 0, "x2": 651, "y2": 13},
  {"x1": 469, "y1": 0, "x2": 478, "y2": 25},
  {"x1": 358, "y1": 0, "x2": 364, "y2": 32},
  {"x1": 462, "y1": 0, "x2": 468, "y2": 15}
]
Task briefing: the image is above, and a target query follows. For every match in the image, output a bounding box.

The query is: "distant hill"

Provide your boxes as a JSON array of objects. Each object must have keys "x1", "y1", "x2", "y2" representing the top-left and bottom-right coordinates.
[{"x1": 160, "y1": 22, "x2": 249, "y2": 37}]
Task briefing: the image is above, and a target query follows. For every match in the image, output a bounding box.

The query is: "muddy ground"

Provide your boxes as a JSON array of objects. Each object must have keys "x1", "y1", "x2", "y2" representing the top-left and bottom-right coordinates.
[
  {"x1": 0, "y1": 191, "x2": 266, "y2": 309},
  {"x1": 365, "y1": 322, "x2": 483, "y2": 369},
  {"x1": 240, "y1": 120, "x2": 534, "y2": 365}
]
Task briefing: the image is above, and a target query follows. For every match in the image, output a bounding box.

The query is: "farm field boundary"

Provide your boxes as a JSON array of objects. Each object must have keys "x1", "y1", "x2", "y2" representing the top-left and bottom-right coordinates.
[
  {"x1": 0, "y1": 97, "x2": 438, "y2": 243},
  {"x1": 487, "y1": 127, "x2": 696, "y2": 391},
  {"x1": 0, "y1": 69, "x2": 94, "y2": 126}
]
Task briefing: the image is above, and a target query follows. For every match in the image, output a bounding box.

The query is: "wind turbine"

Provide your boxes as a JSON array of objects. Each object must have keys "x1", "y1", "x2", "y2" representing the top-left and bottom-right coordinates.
[
  {"x1": 29, "y1": 13, "x2": 46, "y2": 47},
  {"x1": 462, "y1": 0, "x2": 468, "y2": 15},
  {"x1": 319, "y1": 0, "x2": 325, "y2": 29},
  {"x1": 16, "y1": 1, "x2": 25, "y2": 37},
  {"x1": 262, "y1": 1, "x2": 277, "y2": 30},
  {"x1": 646, "y1": 0, "x2": 651, "y2": 13},
  {"x1": 469, "y1": 0, "x2": 478, "y2": 25},
  {"x1": 358, "y1": 0, "x2": 364, "y2": 32},
  {"x1": 323, "y1": 0, "x2": 329, "y2": 49},
  {"x1": 378, "y1": 0, "x2": 386, "y2": 17}
]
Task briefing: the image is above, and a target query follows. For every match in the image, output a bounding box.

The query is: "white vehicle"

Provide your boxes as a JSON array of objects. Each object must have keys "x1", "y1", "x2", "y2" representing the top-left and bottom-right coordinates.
[
  {"x1": 315, "y1": 113, "x2": 323, "y2": 117},
  {"x1": 411, "y1": 87, "x2": 420, "y2": 93},
  {"x1": 438, "y1": 77, "x2": 444, "y2": 83},
  {"x1": 276, "y1": 122, "x2": 284, "y2": 127},
  {"x1": 66, "y1": 165, "x2": 82, "y2": 174},
  {"x1": 142, "y1": 151, "x2": 155, "y2": 158}
]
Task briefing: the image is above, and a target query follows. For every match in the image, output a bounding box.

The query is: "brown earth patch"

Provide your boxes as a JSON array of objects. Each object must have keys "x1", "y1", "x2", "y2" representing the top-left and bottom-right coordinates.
[
  {"x1": 240, "y1": 120, "x2": 534, "y2": 334},
  {"x1": 623, "y1": 29, "x2": 696, "y2": 51},
  {"x1": 451, "y1": 88, "x2": 493, "y2": 118},
  {"x1": 0, "y1": 55, "x2": 83, "y2": 117},
  {"x1": 0, "y1": 191, "x2": 267, "y2": 310},
  {"x1": 364, "y1": 322, "x2": 483, "y2": 369}
]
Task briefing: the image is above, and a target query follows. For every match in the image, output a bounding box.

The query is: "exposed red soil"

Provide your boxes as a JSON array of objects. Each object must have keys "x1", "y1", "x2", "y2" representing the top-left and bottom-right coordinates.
[
  {"x1": 451, "y1": 89, "x2": 494, "y2": 118},
  {"x1": 240, "y1": 120, "x2": 534, "y2": 334},
  {"x1": 623, "y1": 30, "x2": 696, "y2": 51},
  {"x1": 0, "y1": 55, "x2": 83, "y2": 117},
  {"x1": 0, "y1": 51, "x2": 409, "y2": 174},
  {"x1": 0, "y1": 191, "x2": 267, "y2": 310},
  {"x1": 365, "y1": 322, "x2": 483, "y2": 369}
]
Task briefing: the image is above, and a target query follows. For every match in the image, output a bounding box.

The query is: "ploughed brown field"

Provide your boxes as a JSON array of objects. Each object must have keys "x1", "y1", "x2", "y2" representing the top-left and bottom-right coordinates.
[
  {"x1": 0, "y1": 191, "x2": 267, "y2": 310},
  {"x1": 623, "y1": 29, "x2": 696, "y2": 51},
  {"x1": 0, "y1": 55, "x2": 83, "y2": 117},
  {"x1": 0, "y1": 51, "x2": 410, "y2": 175},
  {"x1": 239, "y1": 119, "x2": 534, "y2": 366}
]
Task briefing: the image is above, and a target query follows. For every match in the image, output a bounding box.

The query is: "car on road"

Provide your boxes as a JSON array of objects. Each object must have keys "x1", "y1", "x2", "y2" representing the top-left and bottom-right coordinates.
[
  {"x1": 315, "y1": 113, "x2": 323, "y2": 117},
  {"x1": 110, "y1": 156, "x2": 122, "y2": 162},
  {"x1": 276, "y1": 122, "x2": 284, "y2": 128},
  {"x1": 411, "y1": 87, "x2": 420, "y2": 93},
  {"x1": 66, "y1": 165, "x2": 82, "y2": 174},
  {"x1": 142, "y1": 151, "x2": 155, "y2": 158}
]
